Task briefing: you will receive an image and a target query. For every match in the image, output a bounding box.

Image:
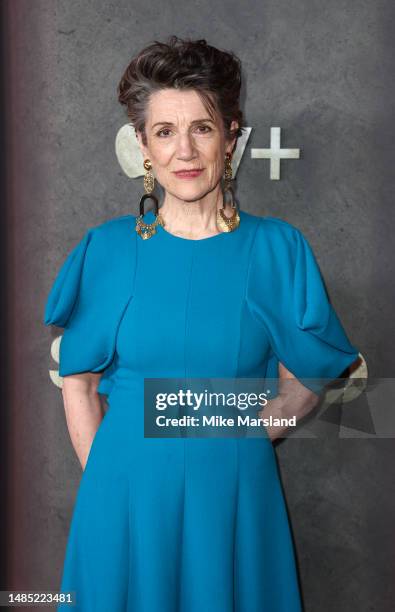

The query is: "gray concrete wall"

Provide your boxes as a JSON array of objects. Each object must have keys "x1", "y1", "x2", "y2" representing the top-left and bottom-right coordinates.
[{"x1": 3, "y1": 0, "x2": 394, "y2": 610}]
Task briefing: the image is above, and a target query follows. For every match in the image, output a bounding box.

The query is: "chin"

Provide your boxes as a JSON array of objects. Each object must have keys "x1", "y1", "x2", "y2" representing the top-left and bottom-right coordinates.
[{"x1": 168, "y1": 184, "x2": 211, "y2": 202}]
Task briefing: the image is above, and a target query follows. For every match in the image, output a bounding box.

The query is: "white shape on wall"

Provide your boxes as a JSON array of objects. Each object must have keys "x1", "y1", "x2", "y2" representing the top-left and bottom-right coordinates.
[
  {"x1": 49, "y1": 336, "x2": 63, "y2": 389},
  {"x1": 251, "y1": 127, "x2": 300, "y2": 180}
]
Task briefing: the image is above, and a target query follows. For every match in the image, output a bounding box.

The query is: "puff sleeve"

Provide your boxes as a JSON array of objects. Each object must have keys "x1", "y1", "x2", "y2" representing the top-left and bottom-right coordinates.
[
  {"x1": 247, "y1": 218, "x2": 360, "y2": 394},
  {"x1": 43, "y1": 221, "x2": 135, "y2": 395}
]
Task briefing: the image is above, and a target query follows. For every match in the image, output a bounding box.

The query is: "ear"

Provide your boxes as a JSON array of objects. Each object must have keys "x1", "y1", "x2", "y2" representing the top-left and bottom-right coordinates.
[
  {"x1": 225, "y1": 120, "x2": 239, "y2": 156},
  {"x1": 135, "y1": 129, "x2": 149, "y2": 160}
]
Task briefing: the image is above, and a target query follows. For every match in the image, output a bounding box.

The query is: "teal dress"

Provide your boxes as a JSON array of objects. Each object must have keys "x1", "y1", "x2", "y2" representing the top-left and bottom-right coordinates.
[{"x1": 44, "y1": 209, "x2": 359, "y2": 612}]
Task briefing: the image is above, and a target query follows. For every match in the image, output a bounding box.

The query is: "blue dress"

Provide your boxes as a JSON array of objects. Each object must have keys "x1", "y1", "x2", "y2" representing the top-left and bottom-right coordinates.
[{"x1": 44, "y1": 209, "x2": 359, "y2": 612}]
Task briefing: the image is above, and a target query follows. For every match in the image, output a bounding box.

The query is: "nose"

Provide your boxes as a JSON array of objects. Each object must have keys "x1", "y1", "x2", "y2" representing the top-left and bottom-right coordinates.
[{"x1": 175, "y1": 132, "x2": 197, "y2": 160}]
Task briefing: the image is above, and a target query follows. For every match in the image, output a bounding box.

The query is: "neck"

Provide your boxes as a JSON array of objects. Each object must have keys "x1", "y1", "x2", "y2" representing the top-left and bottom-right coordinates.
[{"x1": 159, "y1": 186, "x2": 223, "y2": 238}]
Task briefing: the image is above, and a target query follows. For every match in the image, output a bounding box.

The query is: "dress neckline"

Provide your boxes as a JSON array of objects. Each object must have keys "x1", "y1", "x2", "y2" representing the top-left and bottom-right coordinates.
[{"x1": 142, "y1": 209, "x2": 239, "y2": 243}]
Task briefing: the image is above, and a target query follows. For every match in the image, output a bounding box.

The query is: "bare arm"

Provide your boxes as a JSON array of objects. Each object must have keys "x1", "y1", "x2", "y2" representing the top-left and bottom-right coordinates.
[
  {"x1": 258, "y1": 362, "x2": 319, "y2": 442},
  {"x1": 61, "y1": 372, "x2": 104, "y2": 470}
]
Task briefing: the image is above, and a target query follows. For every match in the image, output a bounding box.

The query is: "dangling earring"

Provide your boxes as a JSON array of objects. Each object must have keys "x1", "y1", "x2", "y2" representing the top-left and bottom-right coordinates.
[
  {"x1": 216, "y1": 152, "x2": 240, "y2": 233},
  {"x1": 135, "y1": 159, "x2": 164, "y2": 240}
]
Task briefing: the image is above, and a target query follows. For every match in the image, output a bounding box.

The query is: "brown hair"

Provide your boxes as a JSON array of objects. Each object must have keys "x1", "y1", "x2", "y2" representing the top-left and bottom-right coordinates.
[{"x1": 117, "y1": 35, "x2": 245, "y2": 147}]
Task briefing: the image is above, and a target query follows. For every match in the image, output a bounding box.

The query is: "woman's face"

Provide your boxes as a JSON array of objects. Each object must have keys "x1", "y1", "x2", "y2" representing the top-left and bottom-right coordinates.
[{"x1": 136, "y1": 88, "x2": 238, "y2": 203}]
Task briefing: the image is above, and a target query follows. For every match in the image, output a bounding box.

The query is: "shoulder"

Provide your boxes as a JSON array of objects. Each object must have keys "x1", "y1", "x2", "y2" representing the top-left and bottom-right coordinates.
[
  {"x1": 87, "y1": 213, "x2": 137, "y2": 243},
  {"x1": 67, "y1": 213, "x2": 138, "y2": 275},
  {"x1": 79, "y1": 214, "x2": 138, "y2": 261},
  {"x1": 243, "y1": 212, "x2": 321, "y2": 284},
  {"x1": 241, "y1": 210, "x2": 304, "y2": 252}
]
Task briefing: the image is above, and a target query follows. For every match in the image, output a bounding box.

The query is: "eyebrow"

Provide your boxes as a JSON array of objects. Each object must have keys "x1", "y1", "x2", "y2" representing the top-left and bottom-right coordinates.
[{"x1": 151, "y1": 118, "x2": 215, "y2": 129}]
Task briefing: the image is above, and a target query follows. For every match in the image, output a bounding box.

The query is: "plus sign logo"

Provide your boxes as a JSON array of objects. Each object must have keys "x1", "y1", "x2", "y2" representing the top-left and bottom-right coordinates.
[
  {"x1": 251, "y1": 127, "x2": 300, "y2": 180},
  {"x1": 115, "y1": 125, "x2": 301, "y2": 181}
]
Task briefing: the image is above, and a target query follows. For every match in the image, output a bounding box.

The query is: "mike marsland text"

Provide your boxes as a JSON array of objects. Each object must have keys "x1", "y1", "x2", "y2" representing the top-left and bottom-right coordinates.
[{"x1": 155, "y1": 414, "x2": 297, "y2": 428}]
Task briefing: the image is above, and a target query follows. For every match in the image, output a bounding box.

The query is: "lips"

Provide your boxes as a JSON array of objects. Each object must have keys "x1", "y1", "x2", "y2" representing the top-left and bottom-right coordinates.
[{"x1": 173, "y1": 169, "x2": 204, "y2": 178}]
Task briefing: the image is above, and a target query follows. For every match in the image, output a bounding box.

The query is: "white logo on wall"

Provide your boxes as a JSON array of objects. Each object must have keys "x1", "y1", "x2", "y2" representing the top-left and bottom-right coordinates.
[
  {"x1": 115, "y1": 125, "x2": 300, "y2": 181},
  {"x1": 48, "y1": 336, "x2": 62, "y2": 389}
]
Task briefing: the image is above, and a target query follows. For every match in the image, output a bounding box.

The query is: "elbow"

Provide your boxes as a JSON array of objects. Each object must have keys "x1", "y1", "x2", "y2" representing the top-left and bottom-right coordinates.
[{"x1": 61, "y1": 372, "x2": 101, "y2": 399}]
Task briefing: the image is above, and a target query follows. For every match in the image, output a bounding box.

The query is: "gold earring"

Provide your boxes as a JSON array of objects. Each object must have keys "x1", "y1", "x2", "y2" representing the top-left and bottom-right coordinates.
[
  {"x1": 216, "y1": 152, "x2": 240, "y2": 233},
  {"x1": 135, "y1": 159, "x2": 164, "y2": 240}
]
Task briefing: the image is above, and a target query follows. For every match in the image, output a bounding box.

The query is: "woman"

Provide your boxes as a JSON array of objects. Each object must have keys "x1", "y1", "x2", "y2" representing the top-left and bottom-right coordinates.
[{"x1": 44, "y1": 36, "x2": 359, "y2": 612}]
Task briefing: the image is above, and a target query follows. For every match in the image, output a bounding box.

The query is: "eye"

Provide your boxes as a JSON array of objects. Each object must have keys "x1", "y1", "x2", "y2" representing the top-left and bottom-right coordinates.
[
  {"x1": 156, "y1": 125, "x2": 212, "y2": 137},
  {"x1": 156, "y1": 128, "x2": 172, "y2": 137},
  {"x1": 196, "y1": 125, "x2": 212, "y2": 133}
]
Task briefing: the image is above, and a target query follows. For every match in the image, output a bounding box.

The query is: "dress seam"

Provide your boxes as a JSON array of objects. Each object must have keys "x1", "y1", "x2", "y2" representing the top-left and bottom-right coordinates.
[
  {"x1": 183, "y1": 246, "x2": 195, "y2": 381},
  {"x1": 235, "y1": 219, "x2": 262, "y2": 376},
  {"x1": 244, "y1": 218, "x2": 276, "y2": 361},
  {"x1": 233, "y1": 438, "x2": 240, "y2": 611},
  {"x1": 126, "y1": 475, "x2": 132, "y2": 610},
  {"x1": 176, "y1": 437, "x2": 186, "y2": 612},
  {"x1": 111, "y1": 227, "x2": 138, "y2": 366}
]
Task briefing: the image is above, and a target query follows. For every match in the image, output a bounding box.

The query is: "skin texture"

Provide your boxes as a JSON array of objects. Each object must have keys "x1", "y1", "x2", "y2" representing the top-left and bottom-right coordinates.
[
  {"x1": 61, "y1": 372, "x2": 104, "y2": 470},
  {"x1": 62, "y1": 88, "x2": 319, "y2": 469}
]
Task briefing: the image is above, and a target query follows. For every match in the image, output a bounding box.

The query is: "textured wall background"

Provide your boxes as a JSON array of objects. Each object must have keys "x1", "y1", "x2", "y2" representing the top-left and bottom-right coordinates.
[{"x1": 3, "y1": 0, "x2": 395, "y2": 610}]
